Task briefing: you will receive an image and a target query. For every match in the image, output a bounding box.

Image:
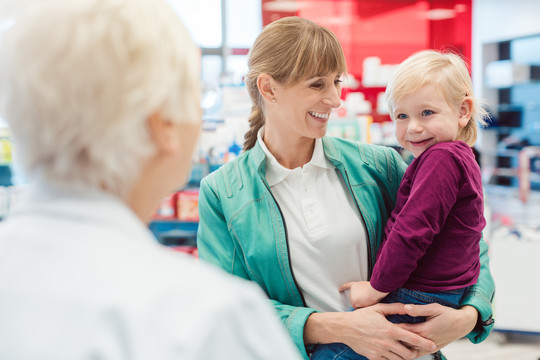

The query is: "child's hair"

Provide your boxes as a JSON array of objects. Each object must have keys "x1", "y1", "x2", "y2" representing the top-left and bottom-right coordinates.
[{"x1": 385, "y1": 50, "x2": 489, "y2": 146}]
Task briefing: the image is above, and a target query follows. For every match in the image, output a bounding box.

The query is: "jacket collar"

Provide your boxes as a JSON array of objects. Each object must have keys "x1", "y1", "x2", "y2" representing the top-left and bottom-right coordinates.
[
  {"x1": 249, "y1": 133, "x2": 268, "y2": 179},
  {"x1": 321, "y1": 136, "x2": 342, "y2": 165}
]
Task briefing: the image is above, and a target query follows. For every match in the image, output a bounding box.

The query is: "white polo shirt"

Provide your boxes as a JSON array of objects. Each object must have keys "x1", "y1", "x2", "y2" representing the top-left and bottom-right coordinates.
[{"x1": 258, "y1": 131, "x2": 368, "y2": 312}]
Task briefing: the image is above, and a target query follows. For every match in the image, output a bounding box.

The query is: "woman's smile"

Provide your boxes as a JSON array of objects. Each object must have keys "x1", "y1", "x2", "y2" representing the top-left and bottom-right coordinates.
[{"x1": 308, "y1": 110, "x2": 330, "y2": 122}]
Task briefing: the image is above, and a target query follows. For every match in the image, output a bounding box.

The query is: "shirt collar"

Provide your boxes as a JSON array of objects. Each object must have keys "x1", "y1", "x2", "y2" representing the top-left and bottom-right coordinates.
[{"x1": 256, "y1": 127, "x2": 334, "y2": 187}]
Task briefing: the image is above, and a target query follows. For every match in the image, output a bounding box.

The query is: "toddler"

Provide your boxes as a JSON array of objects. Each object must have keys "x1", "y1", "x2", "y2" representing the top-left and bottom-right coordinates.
[{"x1": 313, "y1": 49, "x2": 489, "y2": 360}]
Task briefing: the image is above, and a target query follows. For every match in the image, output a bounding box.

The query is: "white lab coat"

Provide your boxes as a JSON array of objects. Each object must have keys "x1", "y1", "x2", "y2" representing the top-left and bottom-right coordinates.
[{"x1": 0, "y1": 182, "x2": 301, "y2": 359}]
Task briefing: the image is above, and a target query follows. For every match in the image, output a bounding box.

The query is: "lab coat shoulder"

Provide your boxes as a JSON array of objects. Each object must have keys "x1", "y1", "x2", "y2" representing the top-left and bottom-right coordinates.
[
  {"x1": 70, "y1": 228, "x2": 302, "y2": 360},
  {"x1": 0, "y1": 192, "x2": 302, "y2": 360},
  {"x1": 125, "y1": 249, "x2": 303, "y2": 360},
  {"x1": 176, "y1": 260, "x2": 302, "y2": 359}
]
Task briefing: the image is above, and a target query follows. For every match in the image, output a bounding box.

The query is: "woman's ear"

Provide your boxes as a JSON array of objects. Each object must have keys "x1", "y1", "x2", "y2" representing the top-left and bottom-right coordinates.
[
  {"x1": 257, "y1": 73, "x2": 277, "y2": 103},
  {"x1": 147, "y1": 111, "x2": 178, "y2": 155},
  {"x1": 458, "y1": 97, "x2": 473, "y2": 128}
]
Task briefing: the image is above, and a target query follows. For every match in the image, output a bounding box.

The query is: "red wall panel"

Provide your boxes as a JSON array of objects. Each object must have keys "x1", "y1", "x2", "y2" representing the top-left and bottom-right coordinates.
[
  {"x1": 262, "y1": 0, "x2": 472, "y2": 79},
  {"x1": 261, "y1": 0, "x2": 472, "y2": 121}
]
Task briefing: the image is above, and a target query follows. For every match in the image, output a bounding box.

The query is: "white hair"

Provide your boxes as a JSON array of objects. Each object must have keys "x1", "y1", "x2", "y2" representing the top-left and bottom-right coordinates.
[{"x1": 0, "y1": 0, "x2": 201, "y2": 197}]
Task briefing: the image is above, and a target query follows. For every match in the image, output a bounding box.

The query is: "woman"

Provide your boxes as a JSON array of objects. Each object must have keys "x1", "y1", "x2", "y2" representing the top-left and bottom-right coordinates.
[
  {"x1": 0, "y1": 1, "x2": 302, "y2": 358},
  {"x1": 197, "y1": 16, "x2": 495, "y2": 360}
]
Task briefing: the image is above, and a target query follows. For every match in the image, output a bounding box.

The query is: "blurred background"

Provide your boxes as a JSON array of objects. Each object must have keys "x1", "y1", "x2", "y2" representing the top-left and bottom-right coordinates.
[{"x1": 1, "y1": 1, "x2": 539, "y2": 358}]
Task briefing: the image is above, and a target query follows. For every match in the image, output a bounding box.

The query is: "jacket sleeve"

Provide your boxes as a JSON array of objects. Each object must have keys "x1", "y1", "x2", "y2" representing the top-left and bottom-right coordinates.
[
  {"x1": 197, "y1": 174, "x2": 250, "y2": 279},
  {"x1": 269, "y1": 299, "x2": 317, "y2": 359},
  {"x1": 197, "y1": 174, "x2": 316, "y2": 359},
  {"x1": 461, "y1": 236, "x2": 495, "y2": 343}
]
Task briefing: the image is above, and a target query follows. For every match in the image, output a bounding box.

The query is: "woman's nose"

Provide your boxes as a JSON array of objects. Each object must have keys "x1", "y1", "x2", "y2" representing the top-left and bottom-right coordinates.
[{"x1": 322, "y1": 86, "x2": 342, "y2": 108}]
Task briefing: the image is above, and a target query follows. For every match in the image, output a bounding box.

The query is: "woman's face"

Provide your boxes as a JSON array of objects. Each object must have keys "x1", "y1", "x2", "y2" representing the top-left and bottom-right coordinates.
[{"x1": 270, "y1": 72, "x2": 343, "y2": 140}]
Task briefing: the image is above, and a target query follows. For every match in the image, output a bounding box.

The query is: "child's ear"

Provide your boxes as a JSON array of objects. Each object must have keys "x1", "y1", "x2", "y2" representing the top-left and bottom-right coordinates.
[
  {"x1": 147, "y1": 111, "x2": 178, "y2": 155},
  {"x1": 458, "y1": 97, "x2": 473, "y2": 128}
]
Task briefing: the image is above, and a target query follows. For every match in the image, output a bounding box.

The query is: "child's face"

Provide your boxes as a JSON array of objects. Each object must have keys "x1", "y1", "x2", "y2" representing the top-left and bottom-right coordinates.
[{"x1": 392, "y1": 83, "x2": 469, "y2": 158}]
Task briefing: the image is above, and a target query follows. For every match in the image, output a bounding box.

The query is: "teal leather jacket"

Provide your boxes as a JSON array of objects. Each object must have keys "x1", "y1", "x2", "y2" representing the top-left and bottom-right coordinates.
[{"x1": 197, "y1": 136, "x2": 495, "y2": 359}]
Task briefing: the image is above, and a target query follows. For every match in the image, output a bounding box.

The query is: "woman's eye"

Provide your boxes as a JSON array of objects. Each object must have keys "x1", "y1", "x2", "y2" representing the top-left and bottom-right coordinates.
[
  {"x1": 422, "y1": 109, "x2": 434, "y2": 116},
  {"x1": 310, "y1": 83, "x2": 323, "y2": 89},
  {"x1": 396, "y1": 113, "x2": 408, "y2": 120},
  {"x1": 334, "y1": 79, "x2": 342, "y2": 86}
]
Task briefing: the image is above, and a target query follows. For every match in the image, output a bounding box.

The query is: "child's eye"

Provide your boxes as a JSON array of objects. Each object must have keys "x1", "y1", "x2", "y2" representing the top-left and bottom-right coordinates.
[
  {"x1": 310, "y1": 83, "x2": 323, "y2": 89},
  {"x1": 334, "y1": 79, "x2": 342, "y2": 86},
  {"x1": 396, "y1": 113, "x2": 408, "y2": 120},
  {"x1": 422, "y1": 109, "x2": 434, "y2": 116}
]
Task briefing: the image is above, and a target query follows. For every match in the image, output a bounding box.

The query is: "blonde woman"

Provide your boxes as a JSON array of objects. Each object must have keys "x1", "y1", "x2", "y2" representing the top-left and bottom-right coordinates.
[{"x1": 197, "y1": 18, "x2": 495, "y2": 360}]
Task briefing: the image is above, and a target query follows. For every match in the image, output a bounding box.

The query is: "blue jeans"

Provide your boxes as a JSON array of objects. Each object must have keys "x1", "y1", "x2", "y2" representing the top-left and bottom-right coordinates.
[{"x1": 310, "y1": 287, "x2": 467, "y2": 360}]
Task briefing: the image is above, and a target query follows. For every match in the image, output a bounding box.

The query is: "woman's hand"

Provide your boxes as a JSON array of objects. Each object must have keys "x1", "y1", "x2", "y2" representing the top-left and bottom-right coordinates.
[
  {"x1": 398, "y1": 303, "x2": 478, "y2": 356},
  {"x1": 304, "y1": 303, "x2": 436, "y2": 360}
]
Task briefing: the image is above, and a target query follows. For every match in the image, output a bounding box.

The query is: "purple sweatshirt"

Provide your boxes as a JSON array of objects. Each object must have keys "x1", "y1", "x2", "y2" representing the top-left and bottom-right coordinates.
[{"x1": 370, "y1": 141, "x2": 485, "y2": 293}]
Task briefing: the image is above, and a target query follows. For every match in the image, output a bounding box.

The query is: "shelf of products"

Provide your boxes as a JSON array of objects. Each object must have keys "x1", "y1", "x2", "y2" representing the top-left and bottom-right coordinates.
[
  {"x1": 0, "y1": 127, "x2": 13, "y2": 187},
  {"x1": 149, "y1": 186, "x2": 201, "y2": 254},
  {"x1": 481, "y1": 34, "x2": 540, "y2": 335},
  {"x1": 148, "y1": 219, "x2": 198, "y2": 256},
  {"x1": 481, "y1": 35, "x2": 540, "y2": 190}
]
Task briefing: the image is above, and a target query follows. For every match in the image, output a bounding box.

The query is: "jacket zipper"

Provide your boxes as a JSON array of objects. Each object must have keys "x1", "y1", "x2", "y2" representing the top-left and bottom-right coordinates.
[
  {"x1": 340, "y1": 167, "x2": 374, "y2": 279},
  {"x1": 261, "y1": 177, "x2": 307, "y2": 307}
]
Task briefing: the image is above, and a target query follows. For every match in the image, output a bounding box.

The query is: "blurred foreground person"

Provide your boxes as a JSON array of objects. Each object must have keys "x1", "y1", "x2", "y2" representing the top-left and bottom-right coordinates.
[{"x1": 0, "y1": 0, "x2": 301, "y2": 359}]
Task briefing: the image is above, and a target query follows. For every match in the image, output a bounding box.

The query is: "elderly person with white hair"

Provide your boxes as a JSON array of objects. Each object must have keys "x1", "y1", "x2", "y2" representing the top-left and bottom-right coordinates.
[{"x1": 0, "y1": 0, "x2": 301, "y2": 359}]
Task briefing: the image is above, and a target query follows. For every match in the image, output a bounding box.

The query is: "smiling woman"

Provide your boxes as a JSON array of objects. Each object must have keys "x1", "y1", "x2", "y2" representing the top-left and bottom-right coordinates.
[
  {"x1": 196, "y1": 17, "x2": 495, "y2": 360},
  {"x1": 258, "y1": 72, "x2": 343, "y2": 166},
  {"x1": 241, "y1": 16, "x2": 347, "y2": 152}
]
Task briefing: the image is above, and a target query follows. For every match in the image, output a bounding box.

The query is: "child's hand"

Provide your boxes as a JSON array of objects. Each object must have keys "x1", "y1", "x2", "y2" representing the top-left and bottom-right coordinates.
[{"x1": 339, "y1": 281, "x2": 389, "y2": 309}]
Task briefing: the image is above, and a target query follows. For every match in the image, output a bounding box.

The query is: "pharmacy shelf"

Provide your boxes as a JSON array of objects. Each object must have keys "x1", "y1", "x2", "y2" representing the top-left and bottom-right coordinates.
[{"x1": 148, "y1": 220, "x2": 198, "y2": 247}]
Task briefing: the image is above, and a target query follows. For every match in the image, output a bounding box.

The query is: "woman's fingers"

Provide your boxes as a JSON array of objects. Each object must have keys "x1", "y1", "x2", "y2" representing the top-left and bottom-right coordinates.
[
  {"x1": 360, "y1": 338, "x2": 418, "y2": 360},
  {"x1": 383, "y1": 340, "x2": 419, "y2": 360},
  {"x1": 341, "y1": 305, "x2": 437, "y2": 359},
  {"x1": 393, "y1": 325, "x2": 436, "y2": 354},
  {"x1": 371, "y1": 303, "x2": 437, "y2": 353},
  {"x1": 354, "y1": 339, "x2": 416, "y2": 360},
  {"x1": 398, "y1": 303, "x2": 478, "y2": 355}
]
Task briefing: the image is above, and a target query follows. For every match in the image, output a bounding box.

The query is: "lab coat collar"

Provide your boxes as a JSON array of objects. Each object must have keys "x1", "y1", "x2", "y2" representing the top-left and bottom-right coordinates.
[{"x1": 9, "y1": 181, "x2": 153, "y2": 244}]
